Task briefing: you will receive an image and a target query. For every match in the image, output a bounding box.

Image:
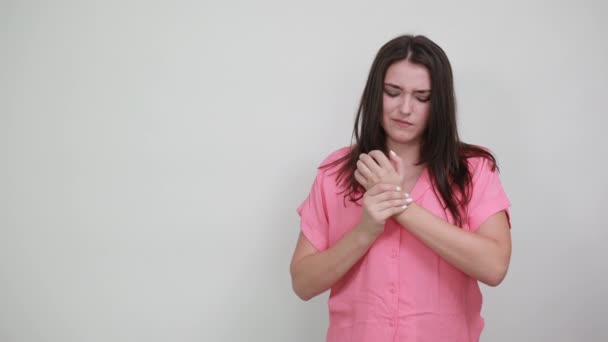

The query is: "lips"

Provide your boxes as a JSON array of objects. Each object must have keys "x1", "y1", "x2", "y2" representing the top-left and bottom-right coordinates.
[{"x1": 392, "y1": 119, "x2": 413, "y2": 127}]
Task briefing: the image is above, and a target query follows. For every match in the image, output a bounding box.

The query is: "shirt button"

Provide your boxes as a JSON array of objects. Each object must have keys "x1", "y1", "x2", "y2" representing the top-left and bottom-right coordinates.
[
  {"x1": 389, "y1": 319, "x2": 395, "y2": 327},
  {"x1": 391, "y1": 249, "x2": 398, "y2": 258},
  {"x1": 390, "y1": 287, "x2": 396, "y2": 294}
]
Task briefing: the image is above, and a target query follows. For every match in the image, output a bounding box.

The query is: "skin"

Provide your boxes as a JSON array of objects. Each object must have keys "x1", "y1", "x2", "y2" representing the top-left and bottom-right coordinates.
[
  {"x1": 290, "y1": 59, "x2": 511, "y2": 302},
  {"x1": 355, "y1": 152, "x2": 512, "y2": 287}
]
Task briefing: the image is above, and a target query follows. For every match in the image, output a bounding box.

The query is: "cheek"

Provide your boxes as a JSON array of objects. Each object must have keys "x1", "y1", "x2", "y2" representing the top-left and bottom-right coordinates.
[
  {"x1": 381, "y1": 112, "x2": 389, "y2": 130},
  {"x1": 415, "y1": 104, "x2": 431, "y2": 122},
  {"x1": 381, "y1": 96, "x2": 392, "y2": 127},
  {"x1": 382, "y1": 96, "x2": 398, "y2": 114}
]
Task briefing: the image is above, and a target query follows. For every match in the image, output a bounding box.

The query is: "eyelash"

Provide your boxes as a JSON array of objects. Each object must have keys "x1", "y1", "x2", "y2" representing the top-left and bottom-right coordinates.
[{"x1": 384, "y1": 90, "x2": 430, "y2": 102}]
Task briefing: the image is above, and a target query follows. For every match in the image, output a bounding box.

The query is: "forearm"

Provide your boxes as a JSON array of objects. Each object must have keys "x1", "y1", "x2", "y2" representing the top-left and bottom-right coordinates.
[
  {"x1": 291, "y1": 224, "x2": 379, "y2": 301},
  {"x1": 395, "y1": 204, "x2": 508, "y2": 286}
]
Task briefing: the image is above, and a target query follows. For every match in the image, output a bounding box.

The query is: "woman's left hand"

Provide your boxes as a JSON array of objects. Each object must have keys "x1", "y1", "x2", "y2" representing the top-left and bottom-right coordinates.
[{"x1": 355, "y1": 150, "x2": 405, "y2": 191}]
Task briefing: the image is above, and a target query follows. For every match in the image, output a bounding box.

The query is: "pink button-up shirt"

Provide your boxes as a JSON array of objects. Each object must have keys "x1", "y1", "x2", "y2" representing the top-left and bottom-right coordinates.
[{"x1": 297, "y1": 146, "x2": 511, "y2": 342}]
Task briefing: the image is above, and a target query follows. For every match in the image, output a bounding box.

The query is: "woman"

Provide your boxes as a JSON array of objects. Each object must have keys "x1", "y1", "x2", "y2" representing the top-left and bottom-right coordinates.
[{"x1": 290, "y1": 35, "x2": 511, "y2": 342}]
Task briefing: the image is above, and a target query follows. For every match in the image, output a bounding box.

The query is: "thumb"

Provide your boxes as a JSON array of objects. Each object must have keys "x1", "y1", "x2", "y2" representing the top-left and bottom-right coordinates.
[{"x1": 389, "y1": 150, "x2": 405, "y2": 178}]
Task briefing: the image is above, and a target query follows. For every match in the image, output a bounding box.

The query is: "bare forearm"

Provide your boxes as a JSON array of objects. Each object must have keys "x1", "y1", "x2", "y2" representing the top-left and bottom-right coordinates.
[
  {"x1": 395, "y1": 204, "x2": 509, "y2": 286},
  {"x1": 291, "y1": 225, "x2": 379, "y2": 301}
]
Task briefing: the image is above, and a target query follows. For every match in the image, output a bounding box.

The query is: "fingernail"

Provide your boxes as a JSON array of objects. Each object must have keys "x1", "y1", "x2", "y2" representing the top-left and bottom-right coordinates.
[
  {"x1": 406, "y1": 198, "x2": 414, "y2": 204},
  {"x1": 401, "y1": 204, "x2": 408, "y2": 209},
  {"x1": 390, "y1": 150, "x2": 397, "y2": 157},
  {"x1": 396, "y1": 186, "x2": 402, "y2": 191},
  {"x1": 404, "y1": 193, "x2": 410, "y2": 198}
]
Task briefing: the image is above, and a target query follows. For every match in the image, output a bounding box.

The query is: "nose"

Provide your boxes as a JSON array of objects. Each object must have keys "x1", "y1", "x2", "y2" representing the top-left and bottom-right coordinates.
[{"x1": 399, "y1": 94, "x2": 413, "y2": 115}]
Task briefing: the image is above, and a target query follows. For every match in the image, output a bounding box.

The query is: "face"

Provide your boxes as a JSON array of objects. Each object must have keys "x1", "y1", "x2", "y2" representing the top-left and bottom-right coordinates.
[{"x1": 381, "y1": 59, "x2": 432, "y2": 148}]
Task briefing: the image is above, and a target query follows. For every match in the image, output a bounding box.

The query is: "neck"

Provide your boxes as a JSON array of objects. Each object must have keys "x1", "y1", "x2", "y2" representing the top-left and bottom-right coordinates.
[{"x1": 386, "y1": 140, "x2": 425, "y2": 176}]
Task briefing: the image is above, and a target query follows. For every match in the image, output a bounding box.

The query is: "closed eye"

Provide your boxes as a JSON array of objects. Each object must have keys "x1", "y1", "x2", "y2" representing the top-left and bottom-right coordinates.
[
  {"x1": 414, "y1": 90, "x2": 431, "y2": 102},
  {"x1": 384, "y1": 89, "x2": 400, "y2": 97},
  {"x1": 385, "y1": 91, "x2": 430, "y2": 102}
]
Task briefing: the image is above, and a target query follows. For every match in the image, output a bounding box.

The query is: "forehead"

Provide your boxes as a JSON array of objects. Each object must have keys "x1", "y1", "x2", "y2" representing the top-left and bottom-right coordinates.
[{"x1": 384, "y1": 59, "x2": 431, "y2": 90}]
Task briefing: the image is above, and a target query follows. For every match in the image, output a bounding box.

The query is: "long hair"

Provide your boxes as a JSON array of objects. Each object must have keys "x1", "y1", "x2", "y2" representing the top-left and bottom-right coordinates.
[{"x1": 324, "y1": 34, "x2": 497, "y2": 227}]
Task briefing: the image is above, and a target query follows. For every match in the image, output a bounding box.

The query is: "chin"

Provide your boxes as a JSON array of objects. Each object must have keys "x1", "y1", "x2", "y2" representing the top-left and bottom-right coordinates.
[{"x1": 386, "y1": 133, "x2": 421, "y2": 146}]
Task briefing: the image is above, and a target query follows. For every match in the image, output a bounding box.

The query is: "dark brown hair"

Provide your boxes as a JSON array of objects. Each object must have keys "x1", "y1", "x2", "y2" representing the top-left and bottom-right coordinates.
[{"x1": 324, "y1": 34, "x2": 497, "y2": 226}]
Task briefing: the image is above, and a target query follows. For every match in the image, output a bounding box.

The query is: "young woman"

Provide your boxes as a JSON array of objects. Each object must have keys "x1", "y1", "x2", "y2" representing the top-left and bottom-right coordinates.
[{"x1": 290, "y1": 35, "x2": 511, "y2": 342}]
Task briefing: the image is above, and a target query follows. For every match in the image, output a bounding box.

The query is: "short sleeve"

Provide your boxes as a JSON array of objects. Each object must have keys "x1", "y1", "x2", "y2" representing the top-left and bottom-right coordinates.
[
  {"x1": 467, "y1": 157, "x2": 511, "y2": 232},
  {"x1": 297, "y1": 167, "x2": 330, "y2": 251}
]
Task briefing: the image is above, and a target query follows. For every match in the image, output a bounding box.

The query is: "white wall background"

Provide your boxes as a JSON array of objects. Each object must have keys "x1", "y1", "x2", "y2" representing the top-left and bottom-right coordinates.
[{"x1": 2, "y1": 0, "x2": 607, "y2": 341}]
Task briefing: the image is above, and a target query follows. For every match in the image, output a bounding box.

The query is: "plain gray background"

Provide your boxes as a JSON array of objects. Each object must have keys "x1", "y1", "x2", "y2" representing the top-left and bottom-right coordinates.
[{"x1": 2, "y1": 0, "x2": 607, "y2": 341}]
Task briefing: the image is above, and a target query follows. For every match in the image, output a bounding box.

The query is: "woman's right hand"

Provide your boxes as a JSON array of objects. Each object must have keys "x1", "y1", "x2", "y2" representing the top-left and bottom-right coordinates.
[{"x1": 359, "y1": 183, "x2": 411, "y2": 236}]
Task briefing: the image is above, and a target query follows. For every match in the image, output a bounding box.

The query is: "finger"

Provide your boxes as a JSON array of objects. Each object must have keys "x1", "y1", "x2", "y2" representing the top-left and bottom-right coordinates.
[
  {"x1": 369, "y1": 150, "x2": 395, "y2": 172},
  {"x1": 359, "y1": 153, "x2": 383, "y2": 176},
  {"x1": 375, "y1": 197, "x2": 410, "y2": 211},
  {"x1": 367, "y1": 183, "x2": 401, "y2": 196},
  {"x1": 372, "y1": 190, "x2": 408, "y2": 203},
  {"x1": 354, "y1": 170, "x2": 370, "y2": 188},
  {"x1": 389, "y1": 150, "x2": 405, "y2": 178},
  {"x1": 387, "y1": 204, "x2": 408, "y2": 217},
  {"x1": 356, "y1": 160, "x2": 376, "y2": 182}
]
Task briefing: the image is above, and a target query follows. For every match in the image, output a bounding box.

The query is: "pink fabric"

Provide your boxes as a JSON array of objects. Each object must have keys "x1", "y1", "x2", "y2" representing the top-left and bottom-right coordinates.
[{"x1": 297, "y1": 146, "x2": 511, "y2": 342}]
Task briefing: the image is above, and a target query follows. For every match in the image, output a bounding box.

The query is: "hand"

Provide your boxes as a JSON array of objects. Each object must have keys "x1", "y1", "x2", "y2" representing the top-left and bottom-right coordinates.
[
  {"x1": 358, "y1": 183, "x2": 413, "y2": 236},
  {"x1": 354, "y1": 150, "x2": 405, "y2": 190}
]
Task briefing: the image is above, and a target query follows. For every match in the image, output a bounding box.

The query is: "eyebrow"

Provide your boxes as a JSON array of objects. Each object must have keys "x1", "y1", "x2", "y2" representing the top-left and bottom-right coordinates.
[{"x1": 384, "y1": 83, "x2": 431, "y2": 94}]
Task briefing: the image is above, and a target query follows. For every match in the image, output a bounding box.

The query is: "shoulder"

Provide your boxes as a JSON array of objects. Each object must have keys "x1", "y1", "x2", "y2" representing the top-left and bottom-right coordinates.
[
  {"x1": 463, "y1": 145, "x2": 499, "y2": 177},
  {"x1": 311, "y1": 146, "x2": 354, "y2": 192},
  {"x1": 467, "y1": 155, "x2": 495, "y2": 173},
  {"x1": 462, "y1": 146, "x2": 507, "y2": 196},
  {"x1": 318, "y1": 145, "x2": 354, "y2": 169}
]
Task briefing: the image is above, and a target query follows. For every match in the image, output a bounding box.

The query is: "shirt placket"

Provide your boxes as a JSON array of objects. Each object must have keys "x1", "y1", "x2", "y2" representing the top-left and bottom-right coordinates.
[{"x1": 387, "y1": 220, "x2": 401, "y2": 331}]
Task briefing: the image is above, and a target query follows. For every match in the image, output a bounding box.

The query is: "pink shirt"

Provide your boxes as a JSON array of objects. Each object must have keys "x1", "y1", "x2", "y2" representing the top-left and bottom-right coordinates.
[{"x1": 297, "y1": 146, "x2": 511, "y2": 342}]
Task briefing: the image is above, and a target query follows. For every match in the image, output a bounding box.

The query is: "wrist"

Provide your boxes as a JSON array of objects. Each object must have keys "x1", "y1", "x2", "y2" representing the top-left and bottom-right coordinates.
[{"x1": 395, "y1": 203, "x2": 416, "y2": 225}]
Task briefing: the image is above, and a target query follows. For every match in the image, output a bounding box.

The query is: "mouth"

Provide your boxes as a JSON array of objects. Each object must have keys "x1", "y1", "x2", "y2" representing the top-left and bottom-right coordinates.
[{"x1": 392, "y1": 119, "x2": 413, "y2": 128}]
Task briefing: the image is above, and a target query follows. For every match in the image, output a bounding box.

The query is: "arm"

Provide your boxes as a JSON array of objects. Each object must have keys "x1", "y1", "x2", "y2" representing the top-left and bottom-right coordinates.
[
  {"x1": 289, "y1": 226, "x2": 378, "y2": 301},
  {"x1": 356, "y1": 150, "x2": 512, "y2": 286},
  {"x1": 290, "y1": 184, "x2": 408, "y2": 301},
  {"x1": 394, "y1": 205, "x2": 511, "y2": 286}
]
